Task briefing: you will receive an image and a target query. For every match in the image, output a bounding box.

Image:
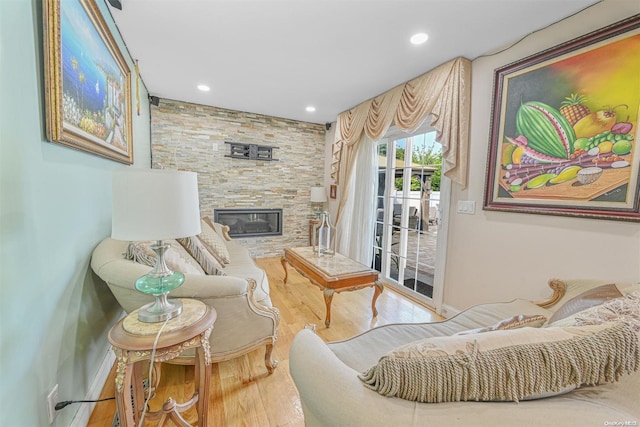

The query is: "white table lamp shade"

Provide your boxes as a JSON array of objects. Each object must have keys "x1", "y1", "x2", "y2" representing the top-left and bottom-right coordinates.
[
  {"x1": 310, "y1": 186, "x2": 327, "y2": 203},
  {"x1": 112, "y1": 169, "x2": 202, "y2": 241}
]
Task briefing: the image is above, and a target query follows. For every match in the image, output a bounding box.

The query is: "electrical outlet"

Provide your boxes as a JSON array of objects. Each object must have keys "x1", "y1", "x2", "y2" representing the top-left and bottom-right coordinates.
[{"x1": 47, "y1": 384, "x2": 58, "y2": 424}]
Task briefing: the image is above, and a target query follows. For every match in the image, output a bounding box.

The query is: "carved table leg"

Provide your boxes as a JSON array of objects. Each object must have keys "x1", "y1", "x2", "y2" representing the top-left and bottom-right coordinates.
[
  {"x1": 113, "y1": 348, "x2": 134, "y2": 427},
  {"x1": 323, "y1": 288, "x2": 335, "y2": 328},
  {"x1": 280, "y1": 257, "x2": 289, "y2": 284},
  {"x1": 195, "y1": 345, "x2": 210, "y2": 427},
  {"x1": 371, "y1": 281, "x2": 384, "y2": 318},
  {"x1": 114, "y1": 348, "x2": 136, "y2": 427},
  {"x1": 132, "y1": 361, "x2": 146, "y2": 422}
]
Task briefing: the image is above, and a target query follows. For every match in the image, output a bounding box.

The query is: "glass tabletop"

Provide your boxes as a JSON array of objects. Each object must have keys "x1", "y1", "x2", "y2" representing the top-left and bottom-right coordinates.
[{"x1": 289, "y1": 247, "x2": 373, "y2": 277}]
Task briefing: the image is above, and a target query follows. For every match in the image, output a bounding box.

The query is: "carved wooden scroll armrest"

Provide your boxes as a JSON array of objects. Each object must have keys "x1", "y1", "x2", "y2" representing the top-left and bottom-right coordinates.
[
  {"x1": 220, "y1": 225, "x2": 232, "y2": 241},
  {"x1": 246, "y1": 278, "x2": 281, "y2": 327},
  {"x1": 534, "y1": 278, "x2": 567, "y2": 308}
]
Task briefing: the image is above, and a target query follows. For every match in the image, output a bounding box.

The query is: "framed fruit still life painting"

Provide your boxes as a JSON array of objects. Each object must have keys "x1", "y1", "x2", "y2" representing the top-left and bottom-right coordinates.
[{"x1": 484, "y1": 15, "x2": 640, "y2": 222}]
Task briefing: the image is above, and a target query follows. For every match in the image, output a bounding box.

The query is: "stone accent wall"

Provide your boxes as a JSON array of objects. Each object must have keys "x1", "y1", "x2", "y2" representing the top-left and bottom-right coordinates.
[{"x1": 151, "y1": 99, "x2": 326, "y2": 258}]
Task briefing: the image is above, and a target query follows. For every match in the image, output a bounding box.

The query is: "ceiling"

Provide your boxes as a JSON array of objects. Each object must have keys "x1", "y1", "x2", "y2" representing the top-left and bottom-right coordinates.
[{"x1": 107, "y1": 0, "x2": 601, "y2": 124}]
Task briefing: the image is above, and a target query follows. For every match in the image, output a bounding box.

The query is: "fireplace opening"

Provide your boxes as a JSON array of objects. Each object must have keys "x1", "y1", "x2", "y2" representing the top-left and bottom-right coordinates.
[{"x1": 213, "y1": 208, "x2": 283, "y2": 238}]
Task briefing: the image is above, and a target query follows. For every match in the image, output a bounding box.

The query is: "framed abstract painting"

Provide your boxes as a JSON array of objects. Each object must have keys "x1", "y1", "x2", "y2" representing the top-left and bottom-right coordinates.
[
  {"x1": 44, "y1": 0, "x2": 133, "y2": 164},
  {"x1": 484, "y1": 15, "x2": 640, "y2": 222}
]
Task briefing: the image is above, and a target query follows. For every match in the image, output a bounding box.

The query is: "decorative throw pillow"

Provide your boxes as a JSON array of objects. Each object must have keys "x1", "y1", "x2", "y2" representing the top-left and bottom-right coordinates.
[
  {"x1": 198, "y1": 219, "x2": 231, "y2": 264},
  {"x1": 177, "y1": 236, "x2": 226, "y2": 276},
  {"x1": 359, "y1": 323, "x2": 639, "y2": 403},
  {"x1": 547, "y1": 283, "x2": 623, "y2": 324},
  {"x1": 203, "y1": 217, "x2": 232, "y2": 241},
  {"x1": 125, "y1": 240, "x2": 205, "y2": 275},
  {"x1": 197, "y1": 219, "x2": 228, "y2": 266},
  {"x1": 454, "y1": 314, "x2": 547, "y2": 335},
  {"x1": 574, "y1": 291, "x2": 640, "y2": 332}
]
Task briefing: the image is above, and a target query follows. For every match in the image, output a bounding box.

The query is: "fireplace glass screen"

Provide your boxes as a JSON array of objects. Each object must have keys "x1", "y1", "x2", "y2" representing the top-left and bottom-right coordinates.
[{"x1": 213, "y1": 208, "x2": 283, "y2": 238}]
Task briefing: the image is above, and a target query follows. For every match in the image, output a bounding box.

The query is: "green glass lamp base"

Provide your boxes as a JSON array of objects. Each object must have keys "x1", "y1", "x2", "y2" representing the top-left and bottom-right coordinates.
[
  {"x1": 135, "y1": 271, "x2": 185, "y2": 323},
  {"x1": 135, "y1": 270, "x2": 185, "y2": 294}
]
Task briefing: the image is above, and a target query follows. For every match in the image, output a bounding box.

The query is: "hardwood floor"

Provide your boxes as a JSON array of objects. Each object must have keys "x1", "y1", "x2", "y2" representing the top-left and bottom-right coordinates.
[{"x1": 87, "y1": 256, "x2": 441, "y2": 426}]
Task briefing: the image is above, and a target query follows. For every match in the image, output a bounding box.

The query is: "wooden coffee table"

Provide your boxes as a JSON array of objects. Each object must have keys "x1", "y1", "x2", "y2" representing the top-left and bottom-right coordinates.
[{"x1": 281, "y1": 247, "x2": 383, "y2": 327}]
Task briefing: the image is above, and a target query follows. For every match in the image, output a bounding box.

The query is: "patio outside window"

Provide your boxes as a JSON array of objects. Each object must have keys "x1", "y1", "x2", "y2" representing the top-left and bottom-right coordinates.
[{"x1": 374, "y1": 131, "x2": 441, "y2": 300}]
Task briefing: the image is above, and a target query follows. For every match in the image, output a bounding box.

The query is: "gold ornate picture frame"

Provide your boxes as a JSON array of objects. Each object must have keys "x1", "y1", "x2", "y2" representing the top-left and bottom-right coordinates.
[
  {"x1": 484, "y1": 16, "x2": 640, "y2": 222},
  {"x1": 44, "y1": 0, "x2": 133, "y2": 164}
]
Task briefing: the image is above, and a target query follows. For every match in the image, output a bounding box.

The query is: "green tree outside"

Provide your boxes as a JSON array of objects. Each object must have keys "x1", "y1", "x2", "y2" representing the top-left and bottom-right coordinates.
[{"x1": 393, "y1": 146, "x2": 442, "y2": 191}]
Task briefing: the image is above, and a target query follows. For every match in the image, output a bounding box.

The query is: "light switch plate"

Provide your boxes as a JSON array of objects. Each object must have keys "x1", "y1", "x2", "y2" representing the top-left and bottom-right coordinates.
[{"x1": 457, "y1": 200, "x2": 476, "y2": 214}]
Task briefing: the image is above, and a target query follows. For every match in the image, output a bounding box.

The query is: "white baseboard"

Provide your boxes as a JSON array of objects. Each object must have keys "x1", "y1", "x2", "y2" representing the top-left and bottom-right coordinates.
[{"x1": 70, "y1": 345, "x2": 115, "y2": 427}]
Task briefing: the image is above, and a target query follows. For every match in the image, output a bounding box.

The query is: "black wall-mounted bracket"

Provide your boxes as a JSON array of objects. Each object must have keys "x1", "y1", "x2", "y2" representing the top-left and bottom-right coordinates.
[{"x1": 225, "y1": 142, "x2": 279, "y2": 161}]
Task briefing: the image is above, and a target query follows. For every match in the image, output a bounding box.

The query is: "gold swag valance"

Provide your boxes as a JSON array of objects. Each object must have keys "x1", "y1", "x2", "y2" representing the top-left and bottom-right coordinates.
[{"x1": 330, "y1": 56, "x2": 471, "y2": 188}]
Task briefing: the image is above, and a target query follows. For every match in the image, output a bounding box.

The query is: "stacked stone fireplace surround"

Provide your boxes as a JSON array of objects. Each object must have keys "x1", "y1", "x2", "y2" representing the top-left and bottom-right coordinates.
[{"x1": 151, "y1": 99, "x2": 326, "y2": 258}]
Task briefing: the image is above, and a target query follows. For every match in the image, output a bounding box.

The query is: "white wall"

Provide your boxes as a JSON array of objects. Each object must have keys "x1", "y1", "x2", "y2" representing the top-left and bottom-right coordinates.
[{"x1": 444, "y1": 0, "x2": 640, "y2": 309}]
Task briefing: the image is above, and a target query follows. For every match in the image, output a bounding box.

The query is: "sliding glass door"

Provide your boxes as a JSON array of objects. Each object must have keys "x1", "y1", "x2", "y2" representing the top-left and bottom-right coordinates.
[{"x1": 374, "y1": 130, "x2": 441, "y2": 304}]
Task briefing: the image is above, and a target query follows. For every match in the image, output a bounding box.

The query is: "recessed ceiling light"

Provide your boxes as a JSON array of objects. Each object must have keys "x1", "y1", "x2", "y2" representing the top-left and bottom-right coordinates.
[
  {"x1": 306, "y1": 106, "x2": 316, "y2": 112},
  {"x1": 197, "y1": 84, "x2": 210, "y2": 92},
  {"x1": 410, "y1": 33, "x2": 429, "y2": 45}
]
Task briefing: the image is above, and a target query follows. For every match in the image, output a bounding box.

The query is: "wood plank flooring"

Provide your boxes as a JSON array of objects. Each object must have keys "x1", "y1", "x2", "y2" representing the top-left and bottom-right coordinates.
[{"x1": 87, "y1": 256, "x2": 441, "y2": 426}]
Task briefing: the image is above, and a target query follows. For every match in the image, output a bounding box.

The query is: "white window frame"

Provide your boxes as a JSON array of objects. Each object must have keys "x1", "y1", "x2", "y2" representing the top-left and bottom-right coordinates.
[{"x1": 375, "y1": 124, "x2": 448, "y2": 312}]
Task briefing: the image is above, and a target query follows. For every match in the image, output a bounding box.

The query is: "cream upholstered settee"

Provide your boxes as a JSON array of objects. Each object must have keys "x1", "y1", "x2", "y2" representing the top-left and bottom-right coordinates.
[
  {"x1": 290, "y1": 279, "x2": 640, "y2": 426},
  {"x1": 91, "y1": 219, "x2": 279, "y2": 372}
]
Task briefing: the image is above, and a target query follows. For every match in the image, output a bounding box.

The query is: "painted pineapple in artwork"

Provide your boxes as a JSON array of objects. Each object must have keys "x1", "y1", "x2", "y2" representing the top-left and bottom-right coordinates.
[{"x1": 560, "y1": 93, "x2": 591, "y2": 126}]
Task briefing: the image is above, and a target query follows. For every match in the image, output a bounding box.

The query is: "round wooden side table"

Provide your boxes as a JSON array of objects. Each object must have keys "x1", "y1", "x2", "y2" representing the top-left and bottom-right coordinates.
[{"x1": 108, "y1": 299, "x2": 216, "y2": 427}]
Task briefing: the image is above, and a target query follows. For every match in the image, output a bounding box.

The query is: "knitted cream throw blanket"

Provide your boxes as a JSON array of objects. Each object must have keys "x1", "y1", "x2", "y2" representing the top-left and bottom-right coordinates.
[{"x1": 359, "y1": 323, "x2": 639, "y2": 403}]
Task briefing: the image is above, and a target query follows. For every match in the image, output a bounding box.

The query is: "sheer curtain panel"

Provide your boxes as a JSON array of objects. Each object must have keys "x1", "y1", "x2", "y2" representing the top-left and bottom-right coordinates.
[{"x1": 335, "y1": 134, "x2": 378, "y2": 265}]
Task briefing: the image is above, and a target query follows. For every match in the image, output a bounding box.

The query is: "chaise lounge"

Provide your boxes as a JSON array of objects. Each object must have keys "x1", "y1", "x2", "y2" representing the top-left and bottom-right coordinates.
[{"x1": 290, "y1": 278, "x2": 640, "y2": 426}]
